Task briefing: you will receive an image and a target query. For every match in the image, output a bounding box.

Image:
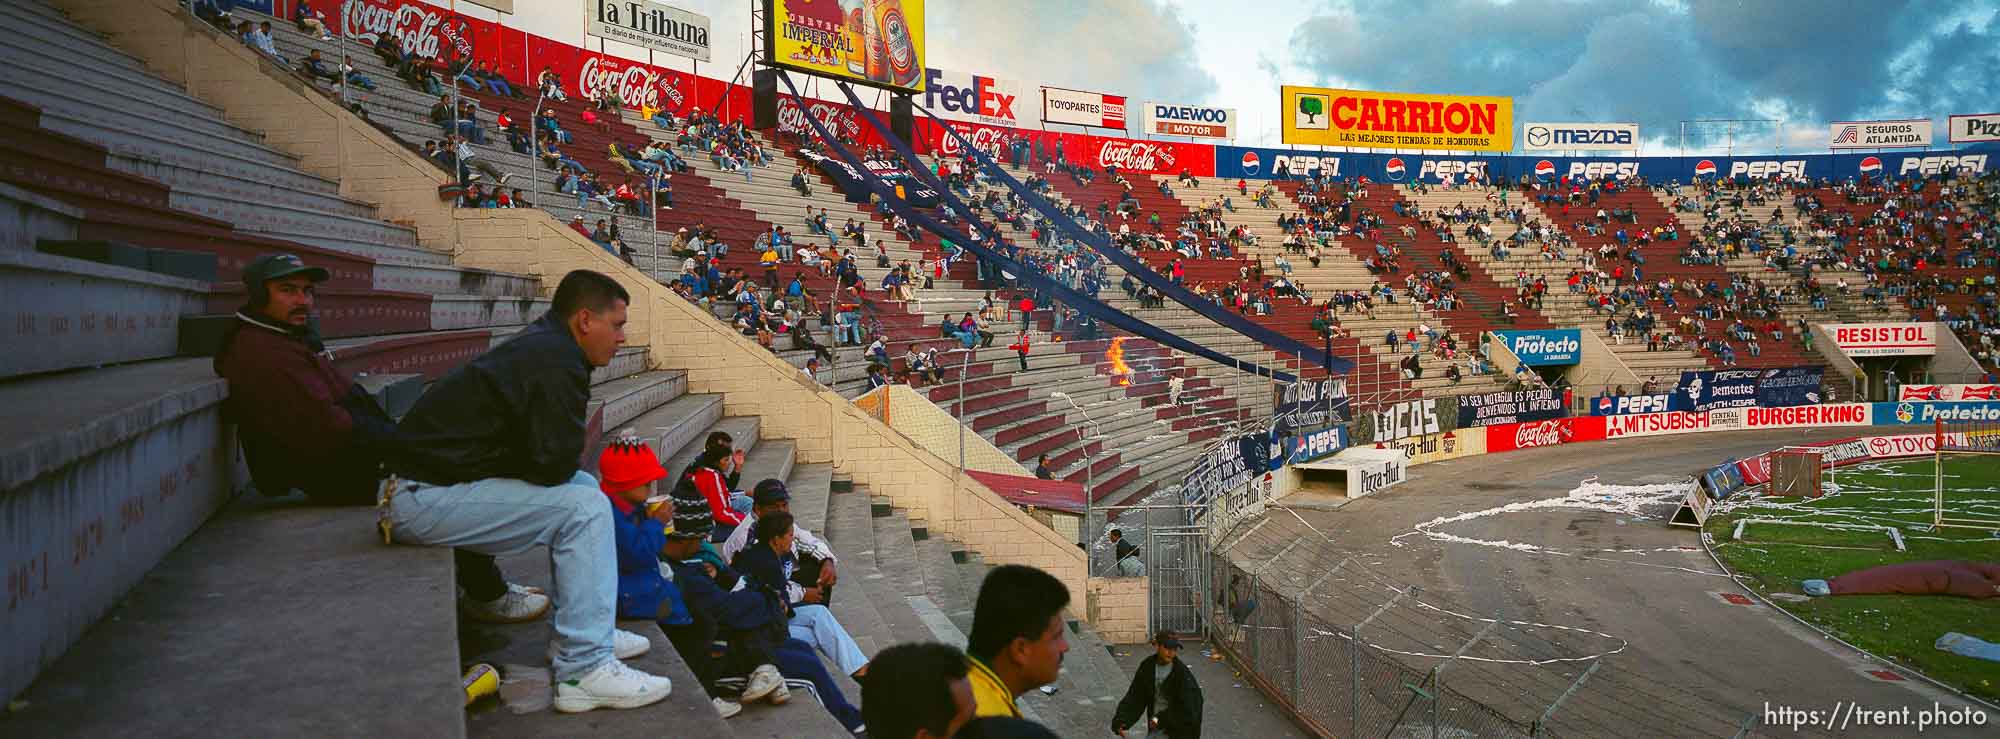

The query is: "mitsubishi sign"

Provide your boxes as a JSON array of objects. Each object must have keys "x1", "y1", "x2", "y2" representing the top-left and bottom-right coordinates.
[
  {"x1": 922, "y1": 68, "x2": 1032, "y2": 127},
  {"x1": 1522, "y1": 122, "x2": 1639, "y2": 152},
  {"x1": 1142, "y1": 102, "x2": 1236, "y2": 140},
  {"x1": 1949, "y1": 113, "x2": 2000, "y2": 143}
]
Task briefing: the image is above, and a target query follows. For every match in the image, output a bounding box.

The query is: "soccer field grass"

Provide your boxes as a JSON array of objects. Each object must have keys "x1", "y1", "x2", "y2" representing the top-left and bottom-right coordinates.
[{"x1": 1706, "y1": 457, "x2": 2000, "y2": 701}]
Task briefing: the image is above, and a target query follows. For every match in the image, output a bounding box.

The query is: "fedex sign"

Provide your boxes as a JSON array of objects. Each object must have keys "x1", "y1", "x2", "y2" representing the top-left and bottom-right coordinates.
[{"x1": 922, "y1": 68, "x2": 1027, "y2": 126}]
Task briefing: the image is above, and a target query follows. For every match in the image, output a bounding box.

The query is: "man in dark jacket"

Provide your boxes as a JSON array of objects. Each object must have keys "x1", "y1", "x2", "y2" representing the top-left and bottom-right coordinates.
[
  {"x1": 383, "y1": 270, "x2": 674, "y2": 714},
  {"x1": 213, "y1": 254, "x2": 544, "y2": 623},
  {"x1": 1112, "y1": 632, "x2": 1202, "y2": 738}
]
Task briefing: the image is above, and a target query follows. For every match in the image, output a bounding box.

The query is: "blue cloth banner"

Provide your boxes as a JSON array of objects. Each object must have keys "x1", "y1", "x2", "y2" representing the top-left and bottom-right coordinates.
[
  {"x1": 1273, "y1": 378, "x2": 1353, "y2": 434},
  {"x1": 795, "y1": 149, "x2": 943, "y2": 207},
  {"x1": 1495, "y1": 329, "x2": 1582, "y2": 366},
  {"x1": 776, "y1": 76, "x2": 1300, "y2": 383},
  {"x1": 1457, "y1": 388, "x2": 1568, "y2": 428},
  {"x1": 1589, "y1": 393, "x2": 1677, "y2": 416},
  {"x1": 900, "y1": 91, "x2": 1352, "y2": 377},
  {"x1": 1700, "y1": 460, "x2": 1746, "y2": 499},
  {"x1": 1676, "y1": 369, "x2": 1763, "y2": 412},
  {"x1": 1873, "y1": 401, "x2": 2000, "y2": 425},
  {"x1": 1754, "y1": 367, "x2": 1825, "y2": 408},
  {"x1": 1285, "y1": 425, "x2": 1350, "y2": 465}
]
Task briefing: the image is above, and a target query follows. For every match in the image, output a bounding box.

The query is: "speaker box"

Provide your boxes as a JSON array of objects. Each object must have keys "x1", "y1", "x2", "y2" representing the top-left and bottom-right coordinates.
[
  {"x1": 752, "y1": 68, "x2": 777, "y2": 129},
  {"x1": 890, "y1": 94, "x2": 913, "y2": 143}
]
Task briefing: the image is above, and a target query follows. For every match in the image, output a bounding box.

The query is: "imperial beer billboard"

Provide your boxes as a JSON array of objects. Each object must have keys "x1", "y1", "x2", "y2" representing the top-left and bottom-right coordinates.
[
  {"x1": 1281, "y1": 85, "x2": 1513, "y2": 152},
  {"x1": 768, "y1": 0, "x2": 927, "y2": 93}
]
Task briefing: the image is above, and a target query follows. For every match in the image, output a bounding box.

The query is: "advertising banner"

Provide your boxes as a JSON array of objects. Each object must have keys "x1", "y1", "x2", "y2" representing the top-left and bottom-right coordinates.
[
  {"x1": 1753, "y1": 367, "x2": 1825, "y2": 407},
  {"x1": 1041, "y1": 86, "x2": 1127, "y2": 129},
  {"x1": 1874, "y1": 401, "x2": 2000, "y2": 425},
  {"x1": 1603, "y1": 410, "x2": 1712, "y2": 439},
  {"x1": 1897, "y1": 384, "x2": 2000, "y2": 401},
  {"x1": 1521, "y1": 122, "x2": 1639, "y2": 151},
  {"x1": 1458, "y1": 388, "x2": 1568, "y2": 428},
  {"x1": 1484, "y1": 416, "x2": 1608, "y2": 454},
  {"x1": 1734, "y1": 403, "x2": 1872, "y2": 429},
  {"x1": 1284, "y1": 425, "x2": 1350, "y2": 465},
  {"x1": 587, "y1": 0, "x2": 711, "y2": 62},
  {"x1": 1281, "y1": 85, "x2": 1513, "y2": 152},
  {"x1": 1591, "y1": 393, "x2": 1676, "y2": 416},
  {"x1": 1142, "y1": 102, "x2": 1237, "y2": 140},
  {"x1": 1829, "y1": 119, "x2": 1932, "y2": 149},
  {"x1": 1828, "y1": 323, "x2": 1936, "y2": 357},
  {"x1": 770, "y1": 0, "x2": 926, "y2": 93},
  {"x1": 1865, "y1": 432, "x2": 1970, "y2": 460},
  {"x1": 1675, "y1": 369, "x2": 1762, "y2": 412},
  {"x1": 1389, "y1": 427, "x2": 1487, "y2": 465},
  {"x1": 1180, "y1": 434, "x2": 1258, "y2": 510},
  {"x1": 1204, "y1": 146, "x2": 1988, "y2": 184},
  {"x1": 921, "y1": 68, "x2": 1033, "y2": 127},
  {"x1": 1494, "y1": 329, "x2": 1582, "y2": 366},
  {"x1": 916, "y1": 120, "x2": 1216, "y2": 175},
  {"x1": 343, "y1": 0, "x2": 477, "y2": 65},
  {"x1": 794, "y1": 149, "x2": 942, "y2": 207},
  {"x1": 1356, "y1": 397, "x2": 1454, "y2": 444},
  {"x1": 1700, "y1": 462, "x2": 1747, "y2": 499},
  {"x1": 1949, "y1": 113, "x2": 2000, "y2": 144},
  {"x1": 1273, "y1": 377, "x2": 1352, "y2": 435}
]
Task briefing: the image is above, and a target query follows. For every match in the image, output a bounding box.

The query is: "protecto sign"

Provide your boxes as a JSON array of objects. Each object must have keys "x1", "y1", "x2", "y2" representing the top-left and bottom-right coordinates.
[
  {"x1": 1494, "y1": 329, "x2": 1581, "y2": 366},
  {"x1": 1828, "y1": 323, "x2": 1936, "y2": 357},
  {"x1": 1142, "y1": 102, "x2": 1236, "y2": 140}
]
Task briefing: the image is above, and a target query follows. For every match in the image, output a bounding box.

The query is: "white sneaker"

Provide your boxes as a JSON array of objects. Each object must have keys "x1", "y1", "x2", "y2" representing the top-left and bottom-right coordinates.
[
  {"x1": 740, "y1": 664, "x2": 785, "y2": 704},
  {"x1": 460, "y1": 584, "x2": 551, "y2": 623},
  {"x1": 546, "y1": 628, "x2": 652, "y2": 662},
  {"x1": 713, "y1": 696, "x2": 744, "y2": 719},
  {"x1": 552, "y1": 660, "x2": 672, "y2": 713}
]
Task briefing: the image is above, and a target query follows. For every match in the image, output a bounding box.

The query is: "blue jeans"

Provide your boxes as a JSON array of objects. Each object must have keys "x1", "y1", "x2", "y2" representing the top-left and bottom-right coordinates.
[
  {"x1": 788, "y1": 604, "x2": 868, "y2": 676},
  {"x1": 775, "y1": 638, "x2": 865, "y2": 731},
  {"x1": 488, "y1": 79, "x2": 512, "y2": 97},
  {"x1": 385, "y1": 470, "x2": 616, "y2": 682}
]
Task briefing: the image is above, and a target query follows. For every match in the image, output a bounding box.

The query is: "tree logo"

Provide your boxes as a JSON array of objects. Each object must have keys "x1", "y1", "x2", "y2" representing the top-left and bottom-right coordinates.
[{"x1": 1294, "y1": 93, "x2": 1330, "y2": 130}]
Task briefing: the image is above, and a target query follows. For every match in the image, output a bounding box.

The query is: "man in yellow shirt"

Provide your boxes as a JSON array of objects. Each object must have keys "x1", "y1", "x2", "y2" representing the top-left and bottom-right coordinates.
[{"x1": 963, "y1": 565, "x2": 1070, "y2": 722}]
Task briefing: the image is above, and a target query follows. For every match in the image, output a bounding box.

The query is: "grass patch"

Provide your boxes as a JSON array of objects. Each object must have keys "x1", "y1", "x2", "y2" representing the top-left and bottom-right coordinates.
[{"x1": 1706, "y1": 457, "x2": 2000, "y2": 702}]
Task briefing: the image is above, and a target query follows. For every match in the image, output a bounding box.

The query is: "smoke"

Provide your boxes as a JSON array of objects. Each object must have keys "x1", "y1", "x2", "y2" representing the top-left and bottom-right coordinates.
[{"x1": 926, "y1": 0, "x2": 1218, "y2": 106}]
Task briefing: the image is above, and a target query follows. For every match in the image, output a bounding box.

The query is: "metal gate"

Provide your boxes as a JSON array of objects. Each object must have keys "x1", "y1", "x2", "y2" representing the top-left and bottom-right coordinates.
[{"x1": 1088, "y1": 504, "x2": 1211, "y2": 638}]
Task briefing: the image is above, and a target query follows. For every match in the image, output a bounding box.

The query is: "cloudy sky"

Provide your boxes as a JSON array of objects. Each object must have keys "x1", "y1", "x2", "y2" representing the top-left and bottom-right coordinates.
[{"x1": 922, "y1": 0, "x2": 2000, "y2": 152}]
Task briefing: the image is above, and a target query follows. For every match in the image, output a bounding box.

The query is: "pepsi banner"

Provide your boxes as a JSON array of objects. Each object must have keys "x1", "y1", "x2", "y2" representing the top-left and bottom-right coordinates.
[
  {"x1": 1676, "y1": 369, "x2": 1762, "y2": 412},
  {"x1": 1874, "y1": 401, "x2": 2000, "y2": 426},
  {"x1": 796, "y1": 149, "x2": 942, "y2": 207},
  {"x1": 1494, "y1": 329, "x2": 1582, "y2": 366},
  {"x1": 1208, "y1": 146, "x2": 1991, "y2": 183},
  {"x1": 1458, "y1": 388, "x2": 1568, "y2": 428},
  {"x1": 1285, "y1": 425, "x2": 1351, "y2": 465},
  {"x1": 1591, "y1": 393, "x2": 1677, "y2": 416},
  {"x1": 1754, "y1": 367, "x2": 1824, "y2": 408}
]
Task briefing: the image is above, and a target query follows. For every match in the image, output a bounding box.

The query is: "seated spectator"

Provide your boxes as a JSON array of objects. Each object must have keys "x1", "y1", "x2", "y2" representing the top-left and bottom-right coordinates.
[
  {"x1": 679, "y1": 431, "x2": 753, "y2": 542},
  {"x1": 244, "y1": 21, "x2": 288, "y2": 65},
  {"x1": 653, "y1": 176, "x2": 676, "y2": 210},
  {"x1": 651, "y1": 478, "x2": 794, "y2": 719},
  {"x1": 383, "y1": 271, "x2": 673, "y2": 713},
  {"x1": 732, "y1": 507, "x2": 871, "y2": 684},
  {"x1": 791, "y1": 166, "x2": 814, "y2": 197},
  {"x1": 299, "y1": 49, "x2": 342, "y2": 85},
  {"x1": 538, "y1": 66, "x2": 568, "y2": 101},
  {"x1": 431, "y1": 94, "x2": 483, "y2": 144},
  {"x1": 861, "y1": 642, "x2": 978, "y2": 739},
  {"x1": 965, "y1": 565, "x2": 1070, "y2": 721}
]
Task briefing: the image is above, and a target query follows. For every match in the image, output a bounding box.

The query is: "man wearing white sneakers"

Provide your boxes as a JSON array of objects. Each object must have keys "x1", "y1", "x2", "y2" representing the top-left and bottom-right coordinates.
[{"x1": 384, "y1": 270, "x2": 672, "y2": 713}]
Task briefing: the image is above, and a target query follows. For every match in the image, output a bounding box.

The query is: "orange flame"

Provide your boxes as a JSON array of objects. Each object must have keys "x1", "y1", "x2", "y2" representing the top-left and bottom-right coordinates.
[{"x1": 1107, "y1": 337, "x2": 1132, "y2": 386}]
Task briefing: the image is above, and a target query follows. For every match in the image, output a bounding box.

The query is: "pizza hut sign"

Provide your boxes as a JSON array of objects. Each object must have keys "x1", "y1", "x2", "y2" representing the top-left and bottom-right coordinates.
[
  {"x1": 1096, "y1": 141, "x2": 1176, "y2": 173},
  {"x1": 578, "y1": 57, "x2": 686, "y2": 111},
  {"x1": 344, "y1": 0, "x2": 471, "y2": 61},
  {"x1": 778, "y1": 98, "x2": 862, "y2": 141}
]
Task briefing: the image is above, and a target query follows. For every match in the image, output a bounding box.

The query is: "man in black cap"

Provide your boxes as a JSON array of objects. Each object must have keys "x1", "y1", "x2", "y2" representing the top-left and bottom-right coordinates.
[
  {"x1": 719, "y1": 478, "x2": 839, "y2": 607},
  {"x1": 1111, "y1": 632, "x2": 1202, "y2": 738},
  {"x1": 212, "y1": 254, "x2": 549, "y2": 625}
]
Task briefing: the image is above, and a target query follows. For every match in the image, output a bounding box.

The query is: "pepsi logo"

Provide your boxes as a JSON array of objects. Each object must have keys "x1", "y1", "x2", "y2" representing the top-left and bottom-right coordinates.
[
  {"x1": 1241, "y1": 151, "x2": 1261, "y2": 176},
  {"x1": 1385, "y1": 157, "x2": 1407, "y2": 181},
  {"x1": 1694, "y1": 159, "x2": 1717, "y2": 176},
  {"x1": 1858, "y1": 155, "x2": 1883, "y2": 173},
  {"x1": 1534, "y1": 160, "x2": 1555, "y2": 177}
]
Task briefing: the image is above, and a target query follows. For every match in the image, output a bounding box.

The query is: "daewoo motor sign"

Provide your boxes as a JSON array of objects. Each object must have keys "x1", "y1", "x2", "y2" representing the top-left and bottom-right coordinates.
[
  {"x1": 1142, "y1": 103, "x2": 1236, "y2": 140},
  {"x1": 1829, "y1": 322, "x2": 1936, "y2": 357}
]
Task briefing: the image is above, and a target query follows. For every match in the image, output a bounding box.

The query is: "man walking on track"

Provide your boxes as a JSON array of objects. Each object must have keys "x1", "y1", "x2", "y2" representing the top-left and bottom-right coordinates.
[{"x1": 1112, "y1": 632, "x2": 1202, "y2": 738}]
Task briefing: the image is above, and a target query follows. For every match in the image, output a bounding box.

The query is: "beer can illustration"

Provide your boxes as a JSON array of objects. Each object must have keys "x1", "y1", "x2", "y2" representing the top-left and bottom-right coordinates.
[
  {"x1": 863, "y1": 0, "x2": 889, "y2": 82},
  {"x1": 841, "y1": 0, "x2": 867, "y2": 76},
  {"x1": 873, "y1": 0, "x2": 919, "y2": 87}
]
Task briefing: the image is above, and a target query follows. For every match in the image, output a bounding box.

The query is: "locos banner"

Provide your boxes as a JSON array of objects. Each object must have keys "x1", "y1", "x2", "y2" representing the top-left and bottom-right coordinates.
[
  {"x1": 1355, "y1": 397, "x2": 1456, "y2": 445},
  {"x1": 1281, "y1": 85, "x2": 1513, "y2": 152},
  {"x1": 1521, "y1": 122, "x2": 1639, "y2": 152},
  {"x1": 769, "y1": 0, "x2": 926, "y2": 93},
  {"x1": 1142, "y1": 102, "x2": 1236, "y2": 140},
  {"x1": 1041, "y1": 86, "x2": 1128, "y2": 129}
]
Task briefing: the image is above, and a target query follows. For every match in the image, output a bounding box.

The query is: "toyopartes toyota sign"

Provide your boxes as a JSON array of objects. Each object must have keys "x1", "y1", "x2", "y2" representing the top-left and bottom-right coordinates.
[
  {"x1": 1041, "y1": 86, "x2": 1127, "y2": 129},
  {"x1": 1521, "y1": 122, "x2": 1638, "y2": 151},
  {"x1": 1141, "y1": 102, "x2": 1236, "y2": 140}
]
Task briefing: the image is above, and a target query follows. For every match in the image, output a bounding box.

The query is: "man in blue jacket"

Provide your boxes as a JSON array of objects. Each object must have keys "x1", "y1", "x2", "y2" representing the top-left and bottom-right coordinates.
[{"x1": 383, "y1": 270, "x2": 672, "y2": 714}]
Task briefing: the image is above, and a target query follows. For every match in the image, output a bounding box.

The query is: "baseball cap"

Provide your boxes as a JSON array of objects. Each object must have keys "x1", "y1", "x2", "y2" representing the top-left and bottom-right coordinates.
[
  {"x1": 242, "y1": 253, "x2": 329, "y2": 286},
  {"x1": 752, "y1": 478, "x2": 790, "y2": 505},
  {"x1": 1153, "y1": 631, "x2": 1182, "y2": 650}
]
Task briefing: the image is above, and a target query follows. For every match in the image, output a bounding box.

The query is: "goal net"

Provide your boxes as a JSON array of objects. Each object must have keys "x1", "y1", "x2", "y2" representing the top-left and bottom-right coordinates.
[{"x1": 1934, "y1": 419, "x2": 2000, "y2": 531}]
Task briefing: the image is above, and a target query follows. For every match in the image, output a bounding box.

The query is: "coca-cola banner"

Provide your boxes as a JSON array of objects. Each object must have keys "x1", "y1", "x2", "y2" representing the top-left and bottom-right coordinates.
[
  {"x1": 1456, "y1": 388, "x2": 1569, "y2": 428},
  {"x1": 341, "y1": 0, "x2": 476, "y2": 63},
  {"x1": 528, "y1": 36, "x2": 696, "y2": 114},
  {"x1": 1484, "y1": 416, "x2": 1607, "y2": 454},
  {"x1": 776, "y1": 96, "x2": 871, "y2": 146},
  {"x1": 916, "y1": 119, "x2": 1217, "y2": 176}
]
